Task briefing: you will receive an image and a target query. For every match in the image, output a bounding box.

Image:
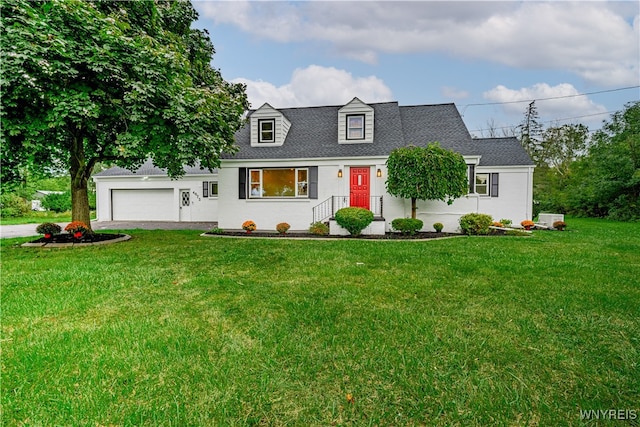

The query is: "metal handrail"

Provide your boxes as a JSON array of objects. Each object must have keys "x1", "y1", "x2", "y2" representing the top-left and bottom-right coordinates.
[{"x1": 312, "y1": 195, "x2": 383, "y2": 223}]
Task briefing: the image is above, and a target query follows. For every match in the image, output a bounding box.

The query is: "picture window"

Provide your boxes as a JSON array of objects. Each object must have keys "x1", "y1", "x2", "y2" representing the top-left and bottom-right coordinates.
[{"x1": 249, "y1": 168, "x2": 308, "y2": 198}]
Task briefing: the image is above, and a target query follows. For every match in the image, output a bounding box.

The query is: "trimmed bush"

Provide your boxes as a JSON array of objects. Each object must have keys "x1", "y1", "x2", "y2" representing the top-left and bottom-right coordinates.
[
  {"x1": 0, "y1": 193, "x2": 29, "y2": 217},
  {"x1": 433, "y1": 222, "x2": 444, "y2": 233},
  {"x1": 335, "y1": 207, "x2": 374, "y2": 236},
  {"x1": 459, "y1": 213, "x2": 493, "y2": 235},
  {"x1": 391, "y1": 218, "x2": 424, "y2": 235},
  {"x1": 309, "y1": 221, "x2": 329, "y2": 236}
]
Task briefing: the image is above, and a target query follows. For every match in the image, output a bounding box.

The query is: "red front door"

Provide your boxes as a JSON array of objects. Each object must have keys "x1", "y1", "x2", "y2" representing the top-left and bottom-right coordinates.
[{"x1": 350, "y1": 167, "x2": 370, "y2": 210}]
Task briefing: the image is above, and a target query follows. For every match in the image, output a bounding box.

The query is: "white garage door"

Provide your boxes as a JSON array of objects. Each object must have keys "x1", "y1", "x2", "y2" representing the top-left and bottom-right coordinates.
[{"x1": 112, "y1": 189, "x2": 175, "y2": 221}]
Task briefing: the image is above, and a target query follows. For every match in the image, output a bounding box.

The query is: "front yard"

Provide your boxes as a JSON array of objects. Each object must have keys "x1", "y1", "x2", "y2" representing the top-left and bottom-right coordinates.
[{"x1": 1, "y1": 218, "x2": 638, "y2": 425}]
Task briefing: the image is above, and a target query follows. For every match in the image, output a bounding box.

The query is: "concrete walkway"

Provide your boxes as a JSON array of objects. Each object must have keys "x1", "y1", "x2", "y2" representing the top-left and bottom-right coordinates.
[{"x1": 0, "y1": 221, "x2": 217, "y2": 239}]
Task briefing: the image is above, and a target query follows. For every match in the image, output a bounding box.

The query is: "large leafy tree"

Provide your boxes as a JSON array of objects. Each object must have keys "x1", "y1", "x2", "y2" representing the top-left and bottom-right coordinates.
[
  {"x1": 386, "y1": 143, "x2": 468, "y2": 219},
  {"x1": 1, "y1": 0, "x2": 248, "y2": 228},
  {"x1": 532, "y1": 123, "x2": 590, "y2": 214},
  {"x1": 566, "y1": 101, "x2": 640, "y2": 220}
]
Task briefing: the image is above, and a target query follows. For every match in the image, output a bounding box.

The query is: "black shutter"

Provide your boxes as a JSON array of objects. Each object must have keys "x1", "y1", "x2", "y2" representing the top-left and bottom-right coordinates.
[
  {"x1": 239, "y1": 168, "x2": 247, "y2": 199},
  {"x1": 490, "y1": 173, "x2": 499, "y2": 197},
  {"x1": 309, "y1": 166, "x2": 318, "y2": 199},
  {"x1": 203, "y1": 181, "x2": 209, "y2": 198},
  {"x1": 468, "y1": 165, "x2": 475, "y2": 194}
]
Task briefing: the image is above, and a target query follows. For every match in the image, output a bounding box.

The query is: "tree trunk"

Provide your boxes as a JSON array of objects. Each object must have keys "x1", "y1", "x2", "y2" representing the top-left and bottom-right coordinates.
[
  {"x1": 69, "y1": 133, "x2": 93, "y2": 230},
  {"x1": 411, "y1": 197, "x2": 417, "y2": 219},
  {"x1": 71, "y1": 179, "x2": 92, "y2": 229}
]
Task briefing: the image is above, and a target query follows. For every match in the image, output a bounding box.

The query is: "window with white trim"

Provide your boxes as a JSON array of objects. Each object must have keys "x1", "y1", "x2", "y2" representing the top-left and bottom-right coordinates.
[
  {"x1": 249, "y1": 168, "x2": 308, "y2": 198},
  {"x1": 202, "y1": 181, "x2": 218, "y2": 197},
  {"x1": 258, "y1": 119, "x2": 275, "y2": 143},
  {"x1": 346, "y1": 114, "x2": 365, "y2": 140},
  {"x1": 475, "y1": 173, "x2": 489, "y2": 195}
]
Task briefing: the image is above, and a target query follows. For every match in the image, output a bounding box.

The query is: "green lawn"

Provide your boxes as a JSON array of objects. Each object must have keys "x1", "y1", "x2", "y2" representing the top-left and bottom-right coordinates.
[{"x1": 2, "y1": 218, "x2": 638, "y2": 426}]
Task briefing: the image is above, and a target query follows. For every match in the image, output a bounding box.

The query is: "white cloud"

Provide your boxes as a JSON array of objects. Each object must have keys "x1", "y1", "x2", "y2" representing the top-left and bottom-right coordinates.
[
  {"x1": 232, "y1": 65, "x2": 394, "y2": 109},
  {"x1": 198, "y1": 1, "x2": 639, "y2": 87},
  {"x1": 483, "y1": 83, "x2": 608, "y2": 126}
]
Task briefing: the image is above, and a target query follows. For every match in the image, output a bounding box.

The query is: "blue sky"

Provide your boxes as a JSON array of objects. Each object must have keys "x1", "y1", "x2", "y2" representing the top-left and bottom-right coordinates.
[{"x1": 193, "y1": 1, "x2": 639, "y2": 137}]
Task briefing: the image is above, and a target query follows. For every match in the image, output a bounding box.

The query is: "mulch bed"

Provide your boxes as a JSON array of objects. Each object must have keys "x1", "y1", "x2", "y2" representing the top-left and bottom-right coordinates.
[
  {"x1": 28, "y1": 233, "x2": 127, "y2": 244},
  {"x1": 205, "y1": 231, "x2": 462, "y2": 240}
]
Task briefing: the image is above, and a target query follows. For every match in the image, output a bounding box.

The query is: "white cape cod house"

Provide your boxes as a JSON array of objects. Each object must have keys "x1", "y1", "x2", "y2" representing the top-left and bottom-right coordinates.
[{"x1": 94, "y1": 98, "x2": 534, "y2": 233}]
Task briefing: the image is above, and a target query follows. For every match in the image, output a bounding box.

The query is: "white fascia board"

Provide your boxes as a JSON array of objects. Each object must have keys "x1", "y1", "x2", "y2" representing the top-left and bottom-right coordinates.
[
  {"x1": 220, "y1": 155, "x2": 389, "y2": 166},
  {"x1": 475, "y1": 165, "x2": 534, "y2": 171},
  {"x1": 92, "y1": 172, "x2": 217, "y2": 182}
]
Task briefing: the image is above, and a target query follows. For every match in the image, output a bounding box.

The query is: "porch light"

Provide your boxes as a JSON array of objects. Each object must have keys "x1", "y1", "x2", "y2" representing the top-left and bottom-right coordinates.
[
  {"x1": 337, "y1": 169, "x2": 343, "y2": 178},
  {"x1": 376, "y1": 168, "x2": 382, "y2": 177}
]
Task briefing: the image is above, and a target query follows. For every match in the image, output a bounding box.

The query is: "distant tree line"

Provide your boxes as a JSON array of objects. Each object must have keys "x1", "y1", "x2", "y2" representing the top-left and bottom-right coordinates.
[{"x1": 514, "y1": 101, "x2": 639, "y2": 221}]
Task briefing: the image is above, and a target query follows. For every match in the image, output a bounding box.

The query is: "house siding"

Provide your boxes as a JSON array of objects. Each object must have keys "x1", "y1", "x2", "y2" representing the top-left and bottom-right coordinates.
[
  {"x1": 250, "y1": 104, "x2": 291, "y2": 146},
  {"x1": 338, "y1": 98, "x2": 375, "y2": 144},
  {"x1": 94, "y1": 174, "x2": 219, "y2": 222},
  {"x1": 219, "y1": 158, "x2": 388, "y2": 231}
]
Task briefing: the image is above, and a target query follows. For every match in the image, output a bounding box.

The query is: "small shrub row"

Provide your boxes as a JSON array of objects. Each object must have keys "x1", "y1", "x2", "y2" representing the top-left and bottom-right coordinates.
[{"x1": 391, "y1": 218, "x2": 424, "y2": 235}]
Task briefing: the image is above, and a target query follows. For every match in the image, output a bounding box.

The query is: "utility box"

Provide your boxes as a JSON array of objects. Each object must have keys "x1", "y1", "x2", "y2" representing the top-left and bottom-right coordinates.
[{"x1": 538, "y1": 213, "x2": 565, "y2": 229}]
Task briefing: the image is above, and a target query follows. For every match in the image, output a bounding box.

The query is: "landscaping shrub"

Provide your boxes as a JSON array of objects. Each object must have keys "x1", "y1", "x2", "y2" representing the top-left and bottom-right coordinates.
[
  {"x1": 459, "y1": 213, "x2": 493, "y2": 235},
  {"x1": 391, "y1": 218, "x2": 424, "y2": 235},
  {"x1": 42, "y1": 191, "x2": 72, "y2": 213},
  {"x1": 276, "y1": 222, "x2": 290, "y2": 234},
  {"x1": 334, "y1": 207, "x2": 374, "y2": 236},
  {"x1": 0, "y1": 193, "x2": 29, "y2": 217},
  {"x1": 309, "y1": 221, "x2": 329, "y2": 236},
  {"x1": 499, "y1": 218, "x2": 513, "y2": 227},
  {"x1": 36, "y1": 222, "x2": 62, "y2": 236},
  {"x1": 433, "y1": 222, "x2": 444, "y2": 233}
]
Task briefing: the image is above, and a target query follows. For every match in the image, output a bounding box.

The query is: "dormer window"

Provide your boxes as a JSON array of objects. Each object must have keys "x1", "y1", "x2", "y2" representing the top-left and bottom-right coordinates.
[
  {"x1": 347, "y1": 114, "x2": 365, "y2": 140},
  {"x1": 338, "y1": 97, "x2": 374, "y2": 144},
  {"x1": 250, "y1": 104, "x2": 291, "y2": 147},
  {"x1": 259, "y1": 119, "x2": 275, "y2": 143}
]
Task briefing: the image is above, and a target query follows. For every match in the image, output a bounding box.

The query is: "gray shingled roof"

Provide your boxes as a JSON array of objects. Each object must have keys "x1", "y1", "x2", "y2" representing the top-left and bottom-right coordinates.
[
  {"x1": 96, "y1": 101, "x2": 533, "y2": 177},
  {"x1": 94, "y1": 159, "x2": 217, "y2": 177},
  {"x1": 228, "y1": 102, "x2": 408, "y2": 159},
  {"x1": 470, "y1": 137, "x2": 535, "y2": 166},
  {"x1": 227, "y1": 101, "x2": 532, "y2": 166}
]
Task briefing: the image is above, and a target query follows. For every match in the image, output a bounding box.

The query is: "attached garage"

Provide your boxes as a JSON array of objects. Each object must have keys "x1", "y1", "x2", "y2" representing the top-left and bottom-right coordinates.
[
  {"x1": 111, "y1": 189, "x2": 174, "y2": 221},
  {"x1": 93, "y1": 160, "x2": 219, "y2": 222}
]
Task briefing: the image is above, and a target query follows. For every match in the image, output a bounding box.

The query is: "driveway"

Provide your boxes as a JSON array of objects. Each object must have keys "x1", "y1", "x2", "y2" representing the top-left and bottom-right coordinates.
[{"x1": 0, "y1": 221, "x2": 217, "y2": 239}]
